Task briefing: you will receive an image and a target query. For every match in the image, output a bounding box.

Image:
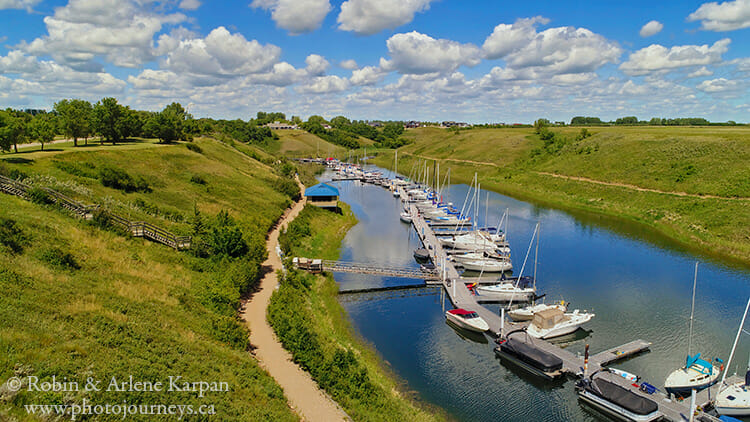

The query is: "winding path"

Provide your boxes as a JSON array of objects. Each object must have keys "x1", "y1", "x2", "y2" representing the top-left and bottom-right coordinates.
[{"x1": 239, "y1": 180, "x2": 349, "y2": 422}]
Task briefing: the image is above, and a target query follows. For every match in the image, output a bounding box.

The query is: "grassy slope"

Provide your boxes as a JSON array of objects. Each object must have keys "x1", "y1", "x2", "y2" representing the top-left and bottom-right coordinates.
[
  {"x1": 273, "y1": 205, "x2": 444, "y2": 422},
  {"x1": 0, "y1": 139, "x2": 298, "y2": 421},
  {"x1": 272, "y1": 129, "x2": 347, "y2": 158},
  {"x1": 372, "y1": 126, "x2": 750, "y2": 266}
]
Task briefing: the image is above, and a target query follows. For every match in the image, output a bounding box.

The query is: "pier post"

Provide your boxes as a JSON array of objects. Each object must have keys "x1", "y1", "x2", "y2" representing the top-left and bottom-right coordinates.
[
  {"x1": 500, "y1": 308, "x2": 505, "y2": 336},
  {"x1": 688, "y1": 389, "x2": 696, "y2": 422},
  {"x1": 584, "y1": 344, "x2": 589, "y2": 377}
]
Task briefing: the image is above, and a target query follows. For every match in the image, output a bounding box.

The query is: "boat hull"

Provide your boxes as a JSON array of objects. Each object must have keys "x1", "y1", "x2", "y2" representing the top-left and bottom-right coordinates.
[
  {"x1": 445, "y1": 313, "x2": 489, "y2": 333},
  {"x1": 715, "y1": 382, "x2": 750, "y2": 416},
  {"x1": 664, "y1": 366, "x2": 721, "y2": 396},
  {"x1": 474, "y1": 288, "x2": 535, "y2": 302},
  {"x1": 578, "y1": 390, "x2": 661, "y2": 422}
]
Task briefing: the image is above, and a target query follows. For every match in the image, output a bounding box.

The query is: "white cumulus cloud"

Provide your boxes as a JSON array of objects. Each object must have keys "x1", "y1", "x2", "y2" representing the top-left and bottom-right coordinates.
[
  {"x1": 159, "y1": 26, "x2": 281, "y2": 77},
  {"x1": 688, "y1": 0, "x2": 750, "y2": 31},
  {"x1": 179, "y1": 0, "x2": 201, "y2": 10},
  {"x1": 251, "y1": 0, "x2": 331, "y2": 34},
  {"x1": 386, "y1": 31, "x2": 481, "y2": 74},
  {"x1": 687, "y1": 66, "x2": 714, "y2": 77},
  {"x1": 620, "y1": 38, "x2": 730, "y2": 75},
  {"x1": 350, "y1": 65, "x2": 386, "y2": 85},
  {"x1": 483, "y1": 16, "x2": 549, "y2": 59},
  {"x1": 297, "y1": 75, "x2": 349, "y2": 93},
  {"x1": 339, "y1": 59, "x2": 358, "y2": 70},
  {"x1": 696, "y1": 77, "x2": 741, "y2": 92},
  {"x1": 0, "y1": 0, "x2": 39, "y2": 10},
  {"x1": 639, "y1": 20, "x2": 663, "y2": 37},
  {"x1": 483, "y1": 18, "x2": 620, "y2": 76},
  {"x1": 305, "y1": 54, "x2": 329, "y2": 75},
  {"x1": 337, "y1": 0, "x2": 432, "y2": 35}
]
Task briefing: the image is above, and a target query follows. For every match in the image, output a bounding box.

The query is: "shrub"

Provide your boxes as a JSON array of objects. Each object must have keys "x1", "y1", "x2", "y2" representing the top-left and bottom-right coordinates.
[
  {"x1": 190, "y1": 174, "x2": 207, "y2": 185},
  {"x1": 38, "y1": 247, "x2": 81, "y2": 271},
  {"x1": 0, "y1": 218, "x2": 28, "y2": 254},
  {"x1": 99, "y1": 166, "x2": 151, "y2": 193},
  {"x1": 27, "y1": 187, "x2": 54, "y2": 205},
  {"x1": 54, "y1": 160, "x2": 97, "y2": 178},
  {"x1": 209, "y1": 226, "x2": 248, "y2": 258},
  {"x1": 185, "y1": 143, "x2": 203, "y2": 154},
  {"x1": 272, "y1": 177, "x2": 300, "y2": 200}
]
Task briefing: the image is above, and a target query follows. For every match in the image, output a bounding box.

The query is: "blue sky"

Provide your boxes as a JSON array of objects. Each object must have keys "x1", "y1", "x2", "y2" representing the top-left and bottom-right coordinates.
[{"x1": 1, "y1": 0, "x2": 749, "y2": 123}]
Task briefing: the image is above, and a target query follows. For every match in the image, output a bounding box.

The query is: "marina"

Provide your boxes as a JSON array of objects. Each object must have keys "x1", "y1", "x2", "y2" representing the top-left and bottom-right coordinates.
[{"x1": 318, "y1": 162, "x2": 750, "y2": 422}]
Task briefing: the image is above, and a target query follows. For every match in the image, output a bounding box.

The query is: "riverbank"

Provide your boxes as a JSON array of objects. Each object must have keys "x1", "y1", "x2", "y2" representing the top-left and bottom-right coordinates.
[
  {"x1": 370, "y1": 126, "x2": 750, "y2": 268},
  {"x1": 271, "y1": 204, "x2": 446, "y2": 422}
]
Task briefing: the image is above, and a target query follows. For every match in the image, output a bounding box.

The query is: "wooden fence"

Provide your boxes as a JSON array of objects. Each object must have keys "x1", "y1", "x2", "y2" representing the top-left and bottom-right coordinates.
[{"x1": 0, "y1": 174, "x2": 191, "y2": 250}]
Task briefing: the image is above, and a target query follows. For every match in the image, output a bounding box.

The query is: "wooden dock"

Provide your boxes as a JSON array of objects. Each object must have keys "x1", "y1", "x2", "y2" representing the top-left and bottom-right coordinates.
[
  {"x1": 398, "y1": 184, "x2": 724, "y2": 422},
  {"x1": 322, "y1": 260, "x2": 439, "y2": 280}
]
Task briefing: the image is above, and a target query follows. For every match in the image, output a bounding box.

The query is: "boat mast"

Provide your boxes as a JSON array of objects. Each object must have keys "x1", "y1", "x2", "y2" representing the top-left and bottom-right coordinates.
[
  {"x1": 506, "y1": 222, "x2": 539, "y2": 308},
  {"x1": 721, "y1": 296, "x2": 750, "y2": 386},
  {"x1": 688, "y1": 262, "x2": 698, "y2": 357},
  {"x1": 534, "y1": 222, "x2": 540, "y2": 292}
]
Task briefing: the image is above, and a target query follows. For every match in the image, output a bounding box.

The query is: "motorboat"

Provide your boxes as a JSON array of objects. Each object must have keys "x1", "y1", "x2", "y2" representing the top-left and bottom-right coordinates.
[
  {"x1": 399, "y1": 211, "x2": 412, "y2": 223},
  {"x1": 460, "y1": 258, "x2": 513, "y2": 273},
  {"x1": 494, "y1": 330, "x2": 564, "y2": 379},
  {"x1": 508, "y1": 301, "x2": 568, "y2": 321},
  {"x1": 715, "y1": 297, "x2": 750, "y2": 416},
  {"x1": 413, "y1": 248, "x2": 430, "y2": 263},
  {"x1": 526, "y1": 308, "x2": 595, "y2": 339},
  {"x1": 577, "y1": 371, "x2": 660, "y2": 421},
  {"x1": 474, "y1": 278, "x2": 535, "y2": 302},
  {"x1": 445, "y1": 308, "x2": 490, "y2": 333}
]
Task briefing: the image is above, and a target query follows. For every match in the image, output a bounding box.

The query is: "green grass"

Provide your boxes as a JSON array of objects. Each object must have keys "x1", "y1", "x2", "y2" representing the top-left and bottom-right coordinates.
[
  {"x1": 272, "y1": 205, "x2": 444, "y2": 422},
  {"x1": 296, "y1": 163, "x2": 325, "y2": 187},
  {"x1": 372, "y1": 126, "x2": 750, "y2": 266},
  {"x1": 0, "y1": 138, "x2": 299, "y2": 421},
  {"x1": 273, "y1": 129, "x2": 347, "y2": 158}
]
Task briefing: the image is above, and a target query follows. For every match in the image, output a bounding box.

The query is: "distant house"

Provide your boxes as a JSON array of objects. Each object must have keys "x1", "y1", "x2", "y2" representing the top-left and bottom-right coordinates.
[
  {"x1": 368, "y1": 121, "x2": 383, "y2": 127},
  {"x1": 264, "y1": 121, "x2": 299, "y2": 130},
  {"x1": 405, "y1": 121, "x2": 420, "y2": 128},
  {"x1": 322, "y1": 124, "x2": 332, "y2": 130},
  {"x1": 442, "y1": 121, "x2": 471, "y2": 128},
  {"x1": 304, "y1": 183, "x2": 339, "y2": 210}
]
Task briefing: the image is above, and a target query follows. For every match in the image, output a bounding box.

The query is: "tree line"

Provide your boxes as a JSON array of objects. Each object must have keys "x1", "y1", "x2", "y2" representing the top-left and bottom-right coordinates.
[
  {"x1": 300, "y1": 115, "x2": 408, "y2": 149},
  {"x1": 569, "y1": 116, "x2": 739, "y2": 126}
]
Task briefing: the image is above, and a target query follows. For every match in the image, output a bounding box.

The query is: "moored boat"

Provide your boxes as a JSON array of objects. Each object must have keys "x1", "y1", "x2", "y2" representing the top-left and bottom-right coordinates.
[
  {"x1": 474, "y1": 278, "x2": 535, "y2": 302},
  {"x1": 577, "y1": 371, "x2": 660, "y2": 421},
  {"x1": 445, "y1": 308, "x2": 490, "y2": 333},
  {"x1": 664, "y1": 353, "x2": 722, "y2": 396},
  {"x1": 526, "y1": 308, "x2": 595, "y2": 339},
  {"x1": 508, "y1": 301, "x2": 568, "y2": 321},
  {"x1": 494, "y1": 330, "x2": 564, "y2": 379},
  {"x1": 399, "y1": 211, "x2": 412, "y2": 223}
]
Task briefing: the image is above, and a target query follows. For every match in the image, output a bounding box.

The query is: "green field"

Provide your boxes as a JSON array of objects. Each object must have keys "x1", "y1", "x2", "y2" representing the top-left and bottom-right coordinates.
[
  {"x1": 271, "y1": 129, "x2": 347, "y2": 158},
  {"x1": 272, "y1": 205, "x2": 444, "y2": 422},
  {"x1": 0, "y1": 138, "x2": 299, "y2": 420},
  {"x1": 372, "y1": 126, "x2": 750, "y2": 266}
]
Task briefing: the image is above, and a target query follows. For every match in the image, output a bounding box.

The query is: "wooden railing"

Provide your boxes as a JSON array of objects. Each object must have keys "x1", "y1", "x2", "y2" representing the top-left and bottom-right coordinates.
[{"x1": 0, "y1": 174, "x2": 191, "y2": 250}]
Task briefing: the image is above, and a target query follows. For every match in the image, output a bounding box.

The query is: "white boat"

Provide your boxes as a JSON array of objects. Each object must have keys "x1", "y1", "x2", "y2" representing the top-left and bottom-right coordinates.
[
  {"x1": 664, "y1": 263, "x2": 723, "y2": 396},
  {"x1": 664, "y1": 353, "x2": 721, "y2": 396},
  {"x1": 474, "y1": 280, "x2": 535, "y2": 302},
  {"x1": 460, "y1": 258, "x2": 513, "y2": 273},
  {"x1": 399, "y1": 211, "x2": 412, "y2": 223},
  {"x1": 445, "y1": 308, "x2": 490, "y2": 333},
  {"x1": 508, "y1": 301, "x2": 567, "y2": 321},
  {"x1": 392, "y1": 189, "x2": 400, "y2": 198},
  {"x1": 526, "y1": 308, "x2": 595, "y2": 339},
  {"x1": 610, "y1": 368, "x2": 640, "y2": 383},
  {"x1": 714, "y1": 297, "x2": 750, "y2": 416}
]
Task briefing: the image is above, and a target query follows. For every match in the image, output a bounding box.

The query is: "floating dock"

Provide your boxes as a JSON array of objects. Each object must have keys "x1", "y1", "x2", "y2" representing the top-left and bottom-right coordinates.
[{"x1": 398, "y1": 184, "x2": 727, "y2": 422}]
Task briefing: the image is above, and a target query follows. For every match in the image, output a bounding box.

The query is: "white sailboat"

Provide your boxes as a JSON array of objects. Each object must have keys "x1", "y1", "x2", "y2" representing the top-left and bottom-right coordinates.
[
  {"x1": 474, "y1": 281, "x2": 535, "y2": 302},
  {"x1": 715, "y1": 297, "x2": 750, "y2": 416},
  {"x1": 664, "y1": 263, "x2": 723, "y2": 396},
  {"x1": 526, "y1": 308, "x2": 595, "y2": 339},
  {"x1": 460, "y1": 258, "x2": 513, "y2": 273}
]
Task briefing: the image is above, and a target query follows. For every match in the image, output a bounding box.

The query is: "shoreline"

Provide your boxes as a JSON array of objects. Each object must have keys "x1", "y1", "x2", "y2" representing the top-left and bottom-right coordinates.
[{"x1": 370, "y1": 152, "x2": 750, "y2": 271}]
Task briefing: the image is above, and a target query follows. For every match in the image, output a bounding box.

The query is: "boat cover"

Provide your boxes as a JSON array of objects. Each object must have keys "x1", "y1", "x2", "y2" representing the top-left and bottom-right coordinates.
[
  {"x1": 448, "y1": 309, "x2": 475, "y2": 316},
  {"x1": 500, "y1": 337, "x2": 563, "y2": 372},
  {"x1": 587, "y1": 377, "x2": 658, "y2": 416}
]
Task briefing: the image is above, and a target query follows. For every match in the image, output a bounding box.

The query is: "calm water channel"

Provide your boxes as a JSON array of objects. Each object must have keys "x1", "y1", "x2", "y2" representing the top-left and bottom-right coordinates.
[{"x1": 322, "y1": 166, "x2": 750, "y2": 422}]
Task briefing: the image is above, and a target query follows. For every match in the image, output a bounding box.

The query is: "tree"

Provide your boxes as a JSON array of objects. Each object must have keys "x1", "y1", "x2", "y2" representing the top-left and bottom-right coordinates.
[
  {"x1": 534, "y1": 118, "x2": 550, "y2": 134},
  {"x1": 28, "y1": 113, "x2": 55, "y2": 151},
  {"x1": 0, "y1": 109, "x2": 27, "y2": 153},
  {"x1": 92, "y1": 97, "x2": 126, "y2": 145},
  {"x1": 54, "y1": 99, "x2": 92, "y2": 147},
  {"x1": 306, "y1": 115, "x2": 327, "y2": 126},
  {"x1": 382, "y1": 122, "x2": 404, "y2": 139},
  {"x1": 330, "y1": 116, "x2": 351, "y2": 128},
  {"x1": 151, "y1": 102, "x2": 189, "y2": 143}
]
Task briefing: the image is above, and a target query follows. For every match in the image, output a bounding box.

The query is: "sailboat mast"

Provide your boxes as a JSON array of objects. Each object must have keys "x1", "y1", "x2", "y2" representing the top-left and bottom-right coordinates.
[
  {"x1": 688, "y1": 262, "x2": 699, "y2": 357},
  {"x1": 534, "y1": 223, "x2": 540, "y2": 286},
  {"x1": 721, "y1": 296, "x2": 750, "y2": 385}
]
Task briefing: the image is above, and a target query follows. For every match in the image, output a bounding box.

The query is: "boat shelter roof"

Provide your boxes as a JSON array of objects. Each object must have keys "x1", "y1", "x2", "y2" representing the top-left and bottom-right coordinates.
[{"x1": 304, "y1": 183, "x2": 339, "y2": 197}]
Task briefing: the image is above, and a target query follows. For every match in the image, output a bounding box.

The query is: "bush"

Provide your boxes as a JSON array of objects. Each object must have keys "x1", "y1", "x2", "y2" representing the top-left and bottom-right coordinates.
[
  {"x1": 99, "y1": 166, "x2": 151, "y2": 193},
  {"x1": 185, "y1": 143, "x2": 203, "y2": 154},
  {"x1": 272, "y1": 177, "x2": 300, "y2": 201},
  {"x1": 27, "y1": 187, "x2": 54, "y2": 205},
  {"x1": 38, "y1": 247, "x2": 81, "y2": 271},
  {"x1": 190, "y1": 174, "x2": 207, "y2": 185},
  {"x1": 54, "y1": 160, "x2": 97, "y2": 178},
  {"x1": 0, "y1": 218, "x2": 28, "y2": 254}
]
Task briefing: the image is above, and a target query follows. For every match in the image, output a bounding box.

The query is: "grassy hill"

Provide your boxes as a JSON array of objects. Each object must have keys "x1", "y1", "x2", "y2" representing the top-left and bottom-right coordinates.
[
  {"x1": 373, "y1": 126, "x2": 750, "y2": 266},
  {"x1": 271, "y1": 129, "x2": 347, "y2": 158},
  {"x1": 0, "y1": 138, "x2": 299, "y2": 421}
]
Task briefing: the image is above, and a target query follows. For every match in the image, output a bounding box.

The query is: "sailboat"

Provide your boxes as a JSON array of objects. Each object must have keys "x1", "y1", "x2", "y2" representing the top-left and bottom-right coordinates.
[
  {"x1": 715, "y1": 297, "x2": 750, "y2": 416},
  {"x1": 664, "y1": 263, "x2": 723, "y2": 397},
  {"x1": 392, "y1": 150, "x2": 400, "y2": 197}
]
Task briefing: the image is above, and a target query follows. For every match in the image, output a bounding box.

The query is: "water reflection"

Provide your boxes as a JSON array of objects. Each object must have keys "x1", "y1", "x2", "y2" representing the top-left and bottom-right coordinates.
[{"x1": 323, "y1": 167, "x2": 750, "y2": 421}]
